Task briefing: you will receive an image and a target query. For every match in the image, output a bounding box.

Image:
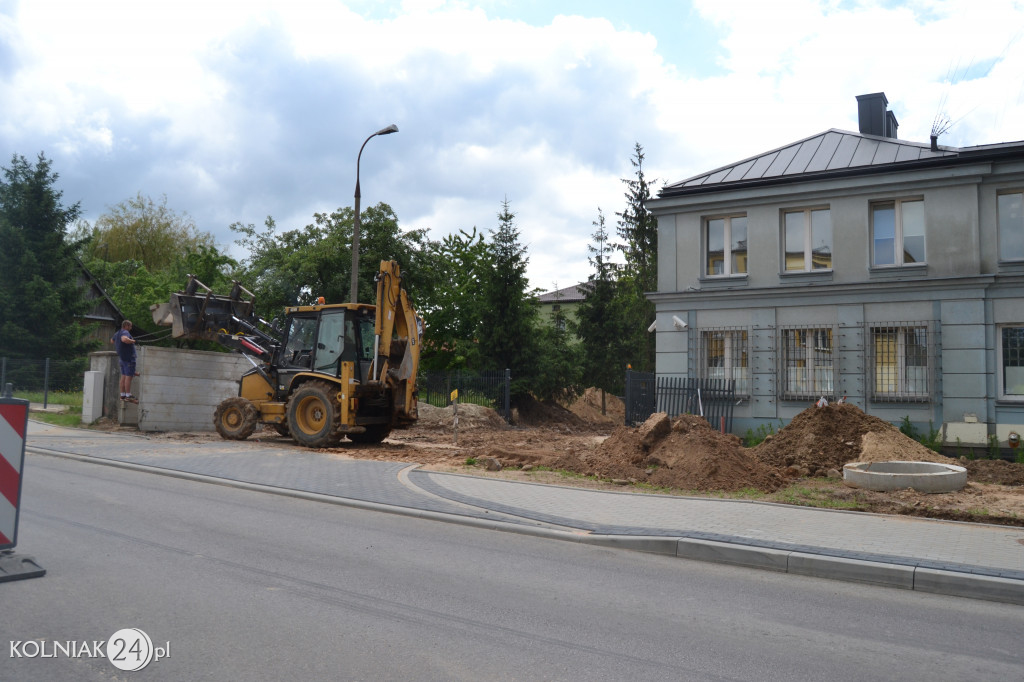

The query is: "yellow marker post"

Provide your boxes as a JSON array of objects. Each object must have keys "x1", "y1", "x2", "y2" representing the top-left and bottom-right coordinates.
[{"x1": 451, "y1": 389, "x2": 459, "y2": 445}]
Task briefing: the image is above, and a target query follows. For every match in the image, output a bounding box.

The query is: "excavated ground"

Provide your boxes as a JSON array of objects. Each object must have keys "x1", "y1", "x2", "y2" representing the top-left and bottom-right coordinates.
[{"x1": 106, "y1": 388, "x2": 1024, "y2": 526}]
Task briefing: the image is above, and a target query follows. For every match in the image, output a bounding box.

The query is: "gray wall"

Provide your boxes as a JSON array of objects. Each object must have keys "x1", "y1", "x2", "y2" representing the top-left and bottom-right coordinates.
[
  {"x1": 89, "y1": 347, "x2": 251, "y2": 432},
  {"x1": 648, "y1": 155, "x2": 1024, "y2": 444}
]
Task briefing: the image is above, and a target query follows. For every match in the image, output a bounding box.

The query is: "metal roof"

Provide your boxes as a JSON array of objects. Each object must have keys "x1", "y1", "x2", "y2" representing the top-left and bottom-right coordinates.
[
  {"x1": 661, "y1": 128, "x2": 962, "y2": 196},
  {"x1": 537, "y1": 283, "x2": 588, "y2": 303}
]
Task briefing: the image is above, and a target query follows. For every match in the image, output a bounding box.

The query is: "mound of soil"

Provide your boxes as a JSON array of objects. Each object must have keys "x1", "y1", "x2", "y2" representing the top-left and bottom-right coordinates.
[
  {"x1": 753, "y1": 403, "x2": 946, "y2": 474},
  {"x1": 514, "y1": 395, "x2": 590, "y2": 430},
  {"x1": 568, "y1": 388, "x2": 625, "y2": 425},
  {"x1": 417, "y1": 403, "x2": 509, "y2": 430},
  {"x1": 551, "y1": 413, "x2": 785, "y2": 492}
]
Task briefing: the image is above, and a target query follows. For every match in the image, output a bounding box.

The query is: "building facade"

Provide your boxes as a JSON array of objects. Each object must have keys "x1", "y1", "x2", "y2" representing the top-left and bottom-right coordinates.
[{"x1": 647, "y1": 93, "x2": 1024, "y2": 447}]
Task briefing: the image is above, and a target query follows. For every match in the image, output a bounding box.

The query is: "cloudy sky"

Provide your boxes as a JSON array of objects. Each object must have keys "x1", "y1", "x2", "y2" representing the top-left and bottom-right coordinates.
[{"x1": 2, "y1": 0, "x2": 1023, "y2": 291}]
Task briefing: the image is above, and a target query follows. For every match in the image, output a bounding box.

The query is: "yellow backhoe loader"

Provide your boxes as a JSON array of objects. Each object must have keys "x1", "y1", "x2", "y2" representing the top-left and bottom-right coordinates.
[{"x1": 150, "y1": 260, "x2": 419, "y2": 447}]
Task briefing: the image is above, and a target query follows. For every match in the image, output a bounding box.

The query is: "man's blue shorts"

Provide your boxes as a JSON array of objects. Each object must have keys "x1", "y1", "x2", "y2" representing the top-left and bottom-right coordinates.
[{"x1": 119, "y1": 360, "x2": 136, "y2": 377}]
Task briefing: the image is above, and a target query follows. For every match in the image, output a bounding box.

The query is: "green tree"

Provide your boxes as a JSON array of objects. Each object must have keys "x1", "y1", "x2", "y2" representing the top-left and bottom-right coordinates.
[
  {"x1": 0, "y1": 153, "x2": 96, "y2": 364},
  {"x1": 231, "y1": 202, "x2": 433, "y2": 321},
  {"x1": 531, "y1": 288, "x2": 584, "y2": 404},
  {"x1": 573, "y1": 208, "x2": 626, "y2": 402},
  {"x1": 416, "y1": 227, "x2": 490, "y2": 371},
  {"x1": 615, "y1": 143, "x2": 658, "y2": 372},
  {"x1": 477, "y1": 199, "x2": 538, "y2": 397},
  {"x1": 75, "y1": 192, "x2": 216, "y2": 271}
]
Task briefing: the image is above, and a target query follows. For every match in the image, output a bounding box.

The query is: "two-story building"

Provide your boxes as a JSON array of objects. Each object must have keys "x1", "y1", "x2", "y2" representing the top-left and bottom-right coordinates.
[{"x1": 647, "y1": 92, "x2": 1024, "y2": 447}]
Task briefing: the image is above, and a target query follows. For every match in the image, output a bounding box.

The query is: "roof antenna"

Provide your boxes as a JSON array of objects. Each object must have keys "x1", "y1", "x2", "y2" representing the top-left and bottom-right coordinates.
[{"x1": 930, "y1": 112, "x2": 952, "y2": 152}]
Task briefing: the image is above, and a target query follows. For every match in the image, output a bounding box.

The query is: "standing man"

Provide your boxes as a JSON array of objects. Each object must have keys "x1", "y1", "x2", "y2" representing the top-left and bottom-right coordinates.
[{"x1": 112, "y1": 320, "x2": 138, "y2": 403}]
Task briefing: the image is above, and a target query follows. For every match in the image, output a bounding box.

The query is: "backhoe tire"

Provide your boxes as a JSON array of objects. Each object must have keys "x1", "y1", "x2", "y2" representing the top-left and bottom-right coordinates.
[
  {"x1": 214, "y1": 397, "x2": 259, "y2": 441},
  {"x1": 347, "y1": 425, "x2": 392, "y2": 445},
  {"x1": 287, "y1": 380, "x2": 342, "y2": 448}
]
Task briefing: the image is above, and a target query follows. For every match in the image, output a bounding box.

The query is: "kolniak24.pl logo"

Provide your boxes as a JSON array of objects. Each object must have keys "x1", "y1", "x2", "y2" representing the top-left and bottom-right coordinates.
[{"x1": 10, "y1": 628, "x2": 169, "y2": 671}]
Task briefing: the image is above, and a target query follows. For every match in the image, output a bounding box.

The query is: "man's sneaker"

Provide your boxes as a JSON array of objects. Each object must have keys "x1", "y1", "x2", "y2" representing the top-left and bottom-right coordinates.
[{"x1": 124, "y1": 395, "x2": 139, "y2": 404}]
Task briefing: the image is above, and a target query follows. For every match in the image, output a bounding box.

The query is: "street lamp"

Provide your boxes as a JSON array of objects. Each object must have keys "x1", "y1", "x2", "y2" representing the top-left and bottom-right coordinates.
[{"x1": 350, "y1": 123, "x2": 399, "y2": 302}]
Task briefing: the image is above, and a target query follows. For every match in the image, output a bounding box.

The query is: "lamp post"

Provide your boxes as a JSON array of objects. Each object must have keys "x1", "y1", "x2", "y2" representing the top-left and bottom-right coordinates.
[{"x1": 350, "y1": 124, "x2": 399, "y2": 302}]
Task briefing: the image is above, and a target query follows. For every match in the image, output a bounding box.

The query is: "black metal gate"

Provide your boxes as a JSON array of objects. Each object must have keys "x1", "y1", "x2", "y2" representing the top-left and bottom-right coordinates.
[{"x1": 624, "y1": 371, "x2": 736, "y2": 432}]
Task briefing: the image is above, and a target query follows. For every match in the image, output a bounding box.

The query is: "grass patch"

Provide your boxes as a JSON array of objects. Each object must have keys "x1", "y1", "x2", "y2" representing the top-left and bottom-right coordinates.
[
  {"x1": 772, "y1": 483, "x2": 866, "y2": 510},
  {"x1": 12, "y1": 390, "x2": 83, "y2": 407},
  {"x1": 32, "y1": 411, "x2": 84, "y2": 428}
]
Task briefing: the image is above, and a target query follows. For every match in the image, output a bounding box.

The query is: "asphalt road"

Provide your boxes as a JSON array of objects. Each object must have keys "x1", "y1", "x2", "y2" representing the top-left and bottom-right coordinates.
[{"x1": 3, "y1": 454, "x2": 1022, "y2": 681}]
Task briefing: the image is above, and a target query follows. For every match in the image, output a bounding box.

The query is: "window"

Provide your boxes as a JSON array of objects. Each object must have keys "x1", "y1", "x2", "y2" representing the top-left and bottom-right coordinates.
[
  {"x1": 872, "y1": 199, "x2": 924, "y2": 266},
  {"x1": 784, "y1": 208, "x2": 832, "y2": 271},
  {"x1": 706, "y1": 215, "x2": 747, "y2": 276},
  {"x1": 1000, "y1": 326, "x2": 1024, "y2": 399},
  {"x1": 870, "y1": 325, "x2": 929, "y2": 401},
  {"x1": 781, "y1": 327, "x2": 834, "y2": 398},
  {"x1": 699, "y1": 329, "x2": 749, "y2": 396},
  {"x1": 998, "y1": 191, "x2": 1024, "y2": 261}
]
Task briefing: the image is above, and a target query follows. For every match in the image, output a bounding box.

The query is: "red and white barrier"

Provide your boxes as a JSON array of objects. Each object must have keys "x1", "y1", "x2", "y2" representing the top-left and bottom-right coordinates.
[{"x1": 0, "y1": 399, "x2": 29, "y2": 549}]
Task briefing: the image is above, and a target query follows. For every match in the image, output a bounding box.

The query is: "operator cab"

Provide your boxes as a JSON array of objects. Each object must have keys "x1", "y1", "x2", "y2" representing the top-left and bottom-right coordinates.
[{"x1": 278, "y1": 307, "x2": 377, "y2": 381}]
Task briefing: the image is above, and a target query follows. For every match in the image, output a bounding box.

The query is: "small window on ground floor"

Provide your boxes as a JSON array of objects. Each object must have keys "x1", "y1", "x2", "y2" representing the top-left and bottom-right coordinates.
[
  {"x1": 697, "y1": 328, "x2": 750, "y2": 396},
  {"x1": 869, "y1": 324, "x2": 931, "y2": 402},
  {"x1": 1000, "y1": 325, "x2": 1024, "y2": 399},
  {"x1": 780, "y1": 327, "x2": 834, "y2": 399}
]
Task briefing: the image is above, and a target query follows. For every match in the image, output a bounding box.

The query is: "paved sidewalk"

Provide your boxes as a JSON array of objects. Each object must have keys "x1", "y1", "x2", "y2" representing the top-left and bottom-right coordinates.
[{"x1": 22, "y1": 422, "x2": 1024, "y2": 605}]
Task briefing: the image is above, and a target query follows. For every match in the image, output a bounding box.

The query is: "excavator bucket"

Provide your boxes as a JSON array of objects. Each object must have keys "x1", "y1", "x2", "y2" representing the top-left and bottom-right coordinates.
[{"x1": 151, "y1": 276, "x2": 274, "y2": 344}]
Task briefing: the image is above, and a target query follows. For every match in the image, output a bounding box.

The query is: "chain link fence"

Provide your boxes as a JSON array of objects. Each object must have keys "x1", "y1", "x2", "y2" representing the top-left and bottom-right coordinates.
[{"x1": 1, "y1": 357, "x2": 88, "y2": 393}]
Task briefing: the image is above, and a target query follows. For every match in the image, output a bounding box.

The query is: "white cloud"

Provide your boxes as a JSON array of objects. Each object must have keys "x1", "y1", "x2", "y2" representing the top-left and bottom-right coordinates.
[{"x1": 1, "y1": 0, "x2": 1022, "y2": 291}]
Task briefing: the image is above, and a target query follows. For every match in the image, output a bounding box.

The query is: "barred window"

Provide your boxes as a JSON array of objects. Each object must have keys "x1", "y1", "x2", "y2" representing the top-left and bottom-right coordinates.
[
  {"x1": 698, "y1": 328, "x2": 749, "y2": 396},
  {"x1": 869, "y1": 324, "x2": 931, "y2": 402},
  {"x1": 1000, "y1": 326, "x2": 1024, "y2": 399},
  {"x1": 781, "y1": 327, "x2": 834, "y2": 398}
]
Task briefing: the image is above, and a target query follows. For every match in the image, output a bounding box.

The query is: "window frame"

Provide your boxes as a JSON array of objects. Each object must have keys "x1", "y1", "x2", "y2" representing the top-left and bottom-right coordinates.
[
  {"x1": 998, "y1": 324, "x2": 1024, "y2": 401},
  {"x1": 870, "y1": 197, "x2": 925, "y2": 268},
  {"x1": 779, "y1": 326, "x2": 836, "y2": 400},
  {"x1": 697, "y1": 327, "x2": 750, "y2": 397},
  {"x1": 868, "y1": 323, "x2": 932, "y2": 403},
  {"x1": 997, "y1": 190, "x2": 1024, "y2": 263},
  {"x1": 704, "y1": 213, "x2": 748, "y2": 277},
  {"x1": 782, "y1": 207, "x2": 832, "y2": 273}
]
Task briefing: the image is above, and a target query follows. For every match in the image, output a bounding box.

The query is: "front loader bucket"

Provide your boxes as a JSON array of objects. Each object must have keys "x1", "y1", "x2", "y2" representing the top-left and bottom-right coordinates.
[{"x1": 150, "y1": 275, "x2": 268, "y2": 342}]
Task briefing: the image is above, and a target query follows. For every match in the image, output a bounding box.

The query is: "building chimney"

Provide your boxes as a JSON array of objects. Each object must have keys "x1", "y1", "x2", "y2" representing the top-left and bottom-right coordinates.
[
  {"x1": 885, "y1": 109, "x2": 899, "y2": 139},
  {"x1": 856, "y1": 92, "x2": 894, "y2": 138}
]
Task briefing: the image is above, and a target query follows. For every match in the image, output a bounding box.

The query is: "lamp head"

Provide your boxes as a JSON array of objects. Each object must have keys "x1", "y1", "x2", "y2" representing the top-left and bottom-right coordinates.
[{"x1": 377, "y1": 124, "x2": 399, "y2": 136}]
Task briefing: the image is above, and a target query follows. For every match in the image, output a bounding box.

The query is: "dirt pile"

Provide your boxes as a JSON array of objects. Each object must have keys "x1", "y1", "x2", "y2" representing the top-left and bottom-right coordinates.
[
  {"x1": 551, "y1": 413, "x2": 785, "y2": 492},
  {"x1": 752, "y1": 403, "x2": 952, "y2": 475},
  {"x1": 567, "y1": 388, "x2": 625, "y2": 425},
  {"x1": 417, "y1": 403, "x2": 509, "y2": 430}
]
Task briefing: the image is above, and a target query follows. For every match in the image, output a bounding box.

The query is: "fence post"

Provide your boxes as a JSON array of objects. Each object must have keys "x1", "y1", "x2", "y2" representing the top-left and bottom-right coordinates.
[
  {"x1": 504, "y1": 368, "x2": 511, "y2": 423},
  {"x1": 624, "y1": 369, "x2": 632, "y2": 425},
  {"x1": 43, "y1": 358, "x2": 50, "y2": 408}
]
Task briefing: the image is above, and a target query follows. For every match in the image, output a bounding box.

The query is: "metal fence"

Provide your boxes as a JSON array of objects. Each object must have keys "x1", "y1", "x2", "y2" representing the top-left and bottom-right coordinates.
[
  {"x1": 418, "y1": 369, "x2": 512, "y2": 423},
  {"x1": 624, "y1": 370, "x2": 736, "y2": 431},
  {"x1": 1, "y1": 357, "x2": 88, "y2": 397}
]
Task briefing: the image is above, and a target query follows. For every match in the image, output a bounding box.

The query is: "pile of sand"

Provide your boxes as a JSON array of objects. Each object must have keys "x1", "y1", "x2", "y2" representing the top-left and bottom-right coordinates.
[
  {"x1": 567, "y1": 388, "x2": 625, "y2": 425},
  {"x1": 552, "y1": 413, "x2": 785, "y2": 492},
  {"x1": 416, "y1": 403, "x2": 509, "y2": 430},
  {"x1": 752, "y1": 403, "x2": 947, "y2": 474},
  {"x1": 546, "y1": 403, "x2": 964, "y2": 493}
]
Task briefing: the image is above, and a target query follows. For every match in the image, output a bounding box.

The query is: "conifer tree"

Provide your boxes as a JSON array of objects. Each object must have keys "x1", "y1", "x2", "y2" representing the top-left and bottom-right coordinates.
[
  {"x1": 615, "y1": 143, "x2": 658, "y2": 372},
  {"x1": 0, "y1": 153, "x2": 95, "y2": 367}
]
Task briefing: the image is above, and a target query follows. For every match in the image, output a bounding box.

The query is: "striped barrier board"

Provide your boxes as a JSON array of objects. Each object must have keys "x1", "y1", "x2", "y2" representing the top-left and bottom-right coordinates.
[{"x1": 0, "y1": 397, "x2": 29, "y2": 550}]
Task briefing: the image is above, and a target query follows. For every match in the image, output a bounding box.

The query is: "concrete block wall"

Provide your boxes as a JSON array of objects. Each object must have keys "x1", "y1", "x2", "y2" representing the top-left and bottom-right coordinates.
[
  {"x1": 87, "y1": 347, "x2": 252, "y2": 432},
  {"x1": 135, "y1": 347, "x2": 252, "y2": 432}
]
